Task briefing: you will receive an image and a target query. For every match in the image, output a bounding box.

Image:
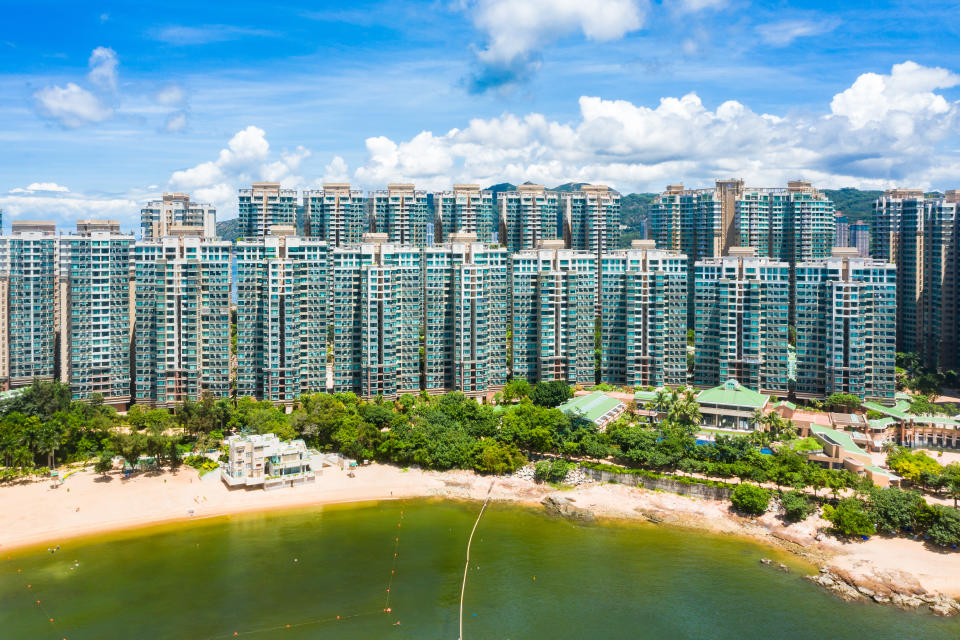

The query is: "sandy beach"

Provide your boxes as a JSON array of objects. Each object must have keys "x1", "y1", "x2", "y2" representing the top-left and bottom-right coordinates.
[{"x1": 3, "y1": 463, "x2": 960, "y2": 604}]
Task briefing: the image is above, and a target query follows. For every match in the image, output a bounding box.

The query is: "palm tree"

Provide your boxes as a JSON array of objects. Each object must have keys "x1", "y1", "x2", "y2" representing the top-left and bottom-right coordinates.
[
  {"x1": 749, "y1": 409, "x2": 765, "y2": 431},
  {"x1": 652, "y1": 390, "x2": 671, "y2": 414},
  {"x1": 948, "y1": 476, "x2": 960, "y2": 510},
  {"x1": 669, "y1": 391, "x2": 702, "y2": 428}
]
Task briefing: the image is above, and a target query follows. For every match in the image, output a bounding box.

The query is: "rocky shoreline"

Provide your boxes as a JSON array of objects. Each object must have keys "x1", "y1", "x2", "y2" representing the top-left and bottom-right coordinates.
[{"x1": 433, "y1": 468, "x2": 960, "y2": 617}]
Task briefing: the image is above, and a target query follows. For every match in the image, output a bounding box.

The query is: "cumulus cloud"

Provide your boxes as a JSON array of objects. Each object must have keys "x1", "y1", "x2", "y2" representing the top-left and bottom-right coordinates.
[
  {"x1": 348, "y1": 61, "x2": 960, "y2": 192},
  {"x1": 168, "y1": 126, "x2": 310, "y2": 216},
  {"x1": 34, "y1": 82, "x2": 113, "y2": 127},
  {"x1": 155, "y1": 85, "x2": 185, "y2": 106},
  {"x1": 87, "y1": 46, "x2": 118, "y2": 92},
  {"x1": 466, "y1": 0, "x2": 646, "y2": 91}
]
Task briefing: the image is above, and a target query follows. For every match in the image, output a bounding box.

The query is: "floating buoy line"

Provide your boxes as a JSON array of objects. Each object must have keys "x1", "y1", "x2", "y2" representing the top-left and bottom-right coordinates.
[{"x1": 459, "y1": 481, "x2": 495, "y2": 640}]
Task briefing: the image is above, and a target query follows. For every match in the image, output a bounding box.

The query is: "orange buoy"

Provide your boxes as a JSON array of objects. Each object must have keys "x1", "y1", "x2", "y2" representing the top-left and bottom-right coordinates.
[
  {"x1": 234, "y1": 633, "x2": 238, "y2": 637},
  {"x1": 386, "y1": 608, "x2": 391, "y2": 613},
  {"x1": 285, "y1": 624, "x2": 290, "y2": 628},
  {"x1": 391, "y1": 570, "x2": 395, "y2": 574},
  {"x1": 49, "y1": 618, "x2": 54, "y2": 623},
  {"x1": 337, "y1": 616, "x2": 340, "y2": 620},
  {"x1": 36, "y1": 600, "x2": 40, "y2": 605},
  {"x1": 386, "y1": 588, "x2": 390, "y2": 592},
  {"x1": 27, "y1": 584, "x2": 31, "y2": 588}
]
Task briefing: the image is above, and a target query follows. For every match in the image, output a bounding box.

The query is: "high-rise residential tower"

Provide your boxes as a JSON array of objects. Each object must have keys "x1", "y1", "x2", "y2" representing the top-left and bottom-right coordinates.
[
  {"x1": 649, "y1": 180, "x2": 742, "y2": 262},
  {"x1": 5, "y1": 222, "x2": 57, "y2": 388},
  {"x1": 432, "y1": 185, "x2": 496, "y2": 244},
  {"x1": 238, "y1": 183, "x2": 297, "y2": 238},
  {"x1": 694, "y1": 247, "x2": 790, "y2": 394},
  {"x1": 423, "y1": 235, "x2": 509, "y2": 396},
  {"x1": 58, "y1": 221, "x2": 134, "y2": 404},
  {"x1": 600, "y1": 240, "x2": 688, "y2": 387},
  {"x1": 835, "y1": 214, "x2": 850, "y2": 249},
  {"x1": 510, "y1": 241, "x2": 596, "y2": 385},
  {"x1": 302, "y1": 183, "x2": 368, "y2": 246},
  {"x1": 562, "y1": 185, "x2": 621, "y2": 259},
  {"x1": 849, "y1": 221, "x2": 870, "y2": 258},
  {"x1": 735, "y1": 181, "x2": 836, "y2": 263},
  {"x1": 140, "y1": 193, "x2": 216, "y2": 239},
  {"x1": 133, "y1": 236, "x2": 232, "y2": 407},
  {"x1": 369, "y1": 184, "x2": 431, "y2": 248},
  {"x1": 875, "y1": 189, "x2": 923, "y2": 355},
  {"x1": 497, "y1": 185, "x2": 562, "y2": 252},
  {"x1": 794, "y1": 248, "x2": 897, "y2": 401},
  {"x1": 236, "y1": 231, "x2": 328, "y2": 404},
  {"x1": 330, "y1": 235, "x2": 423, "y2": 398}
]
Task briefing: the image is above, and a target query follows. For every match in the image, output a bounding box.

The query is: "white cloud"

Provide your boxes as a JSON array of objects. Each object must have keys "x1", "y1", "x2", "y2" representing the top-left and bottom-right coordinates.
[
  {"x1": 830, "y1": 61, "x2": 960, "y2": 132},
  {"x1": 34, "y1": 82, "x2": 113, "y2": 127},
  {"x1": 168, "y1": 126, "x2": 311, "y2": 216},
  {"x1": 348, "y1": 61, "x2": 960, "y2": 192},
  {"x1": 152, "y1": 25, "x2": 274, "y2": 45},
  {"x1": 87, "y1": 46, "x2": 118, "y2": 92},
  {"x1": 0, "y1": 193, "x2": 139, "y2": 230},
  {"x1": 163, "y1": 111, "x2": 187, "y2": 132},
  {"x1": 9, "y1": 182, "x2": 71, "y2": 193},
  {"x1": 322, "y1": 156, "x2": 351, "y2": 182},
  {"x1": 155, "y1": 85, "x2": 185, "y2": 106},
  {"x1": 670, "y1": 0, "x2": 727, "y2": 13},
  {"x1": 760, "y1": 19, "x2": 837, "y2": 46},
  {"x1": 467, "y1": 0, "x2": 646, "y2": 90}
]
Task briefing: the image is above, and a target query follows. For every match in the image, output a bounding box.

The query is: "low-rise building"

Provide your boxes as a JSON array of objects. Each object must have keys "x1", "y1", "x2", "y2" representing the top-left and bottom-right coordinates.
[
  {"x1": 558, "y1": 391, "x2": 625, "y2": 428},
  {"x1": 807, "y1": 424, "x2": 899, "y2": 488},
  {"x1": 695, "y1": 379, "x2": 771, "y2": 431},
  {"x1": 222, "y1": 433, "x2": 314, "y2": 490}
]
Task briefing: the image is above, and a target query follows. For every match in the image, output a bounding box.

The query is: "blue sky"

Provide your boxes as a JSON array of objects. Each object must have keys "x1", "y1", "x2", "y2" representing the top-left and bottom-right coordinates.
[{"x1": 1, "y1": 0, "x2": 959, "y2": 229}]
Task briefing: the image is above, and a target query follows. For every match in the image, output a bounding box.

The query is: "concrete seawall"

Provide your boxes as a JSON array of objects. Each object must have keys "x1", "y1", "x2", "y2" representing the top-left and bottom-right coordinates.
[{"x1": 581, "y1": 467, "x2": 733, "y2": 501}]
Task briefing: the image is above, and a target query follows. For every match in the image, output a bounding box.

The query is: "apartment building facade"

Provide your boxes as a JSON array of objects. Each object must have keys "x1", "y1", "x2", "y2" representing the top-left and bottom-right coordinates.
[
  {"x1": 140, "y1": 193, "x2": 216, "y2": 240},
  {"x1": 562, "y1": 185, "x2": 621, "y2": 260},
  {"x1": 432, "y1": 185, "x2": 496, "y2": 244},
  {"x1": 694, "y1": 248, "x2": 790, "y2": 394},
  {"x1": 510, "y1": 242, "x2": 597, "y2": 385},
  {"x1": 600, "y1": 240, "x2": 688, "y2": 387},
  {"x1": 235, "y1": 232, "x2": 328, "y2": 405},
  {"x1": 133, "y1": 236, "x2": 232, "y2": 407},
  {"x1": 58, "y1": 221, "x2": 134, "y2": 404},
  {"x1": 369, "y1": 184, "x2": 431, "y2": 248},
  {"x1": 238, "y1": 182, "x2": 297, "y2": 238},
  {"x1": 497, "y1": 185, "x2": 562, "y2": 253},
  {"x1": 302, "y1": 183, "x2": 368, "y2": 246},
  {"x1": 795, "y1": 248, "x2": 897, "y2": 401}
]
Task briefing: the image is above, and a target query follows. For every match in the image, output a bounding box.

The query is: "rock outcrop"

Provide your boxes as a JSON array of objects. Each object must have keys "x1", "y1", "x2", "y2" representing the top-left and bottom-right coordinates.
[
  {"x1": 805, "y1": 567, "x2": 960, "y2": 616},
  {"x1": 541, "y1": 495, "x2": 595, "y2": 523}
]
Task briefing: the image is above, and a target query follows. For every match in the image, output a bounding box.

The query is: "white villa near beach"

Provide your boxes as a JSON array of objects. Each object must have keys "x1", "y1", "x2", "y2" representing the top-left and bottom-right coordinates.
[{"x1": 222, "y1": 433, "x2": 314, "y2": 490}]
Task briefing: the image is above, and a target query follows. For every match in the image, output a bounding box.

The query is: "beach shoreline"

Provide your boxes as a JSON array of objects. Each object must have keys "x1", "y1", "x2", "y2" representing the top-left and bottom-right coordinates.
[{"x1": 3, "y1": 463, "x2": 960, "y2": 613}]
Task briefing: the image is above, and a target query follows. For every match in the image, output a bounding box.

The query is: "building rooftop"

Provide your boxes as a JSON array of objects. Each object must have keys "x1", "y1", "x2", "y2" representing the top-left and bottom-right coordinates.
[
  {"x1": 696, "y1": 379, "x2": 770, "y2": 410},
  {"x1": 810, "y1": 424, "x2": 868, "y2": 456},
  {"x1": 559, "y1": 392, "x2": 624, "y2": 424}
]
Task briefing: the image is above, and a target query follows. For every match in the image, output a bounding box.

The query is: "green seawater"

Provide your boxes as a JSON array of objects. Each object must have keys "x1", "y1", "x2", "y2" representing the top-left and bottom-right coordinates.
[{"x1": 2, "y1": 499, "x2": 958, "y2": 639}]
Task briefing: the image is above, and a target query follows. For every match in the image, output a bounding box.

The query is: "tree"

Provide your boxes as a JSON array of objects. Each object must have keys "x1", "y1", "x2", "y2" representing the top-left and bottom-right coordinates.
[
  {"x1": 731, "y1": 484, "x2": 771, "y2": 515},
  {"x1": 167, "y1": 438, "x2": 183, "y2": 469},
  {"x1": 471, "y1": 441, "x2": 525, "y2": 475},
  {"x1": 668, "y1": 390, "x2": 702, "y2": 428},
  {"x1": 94, "y1": 452, "x2": 113, "y2": 475},
  {"x1": 867, "y1": 487, "x2": 924, "y2": 533},
  {"x1": 823, "y1": 498, "x2": 874, "y2": 536},
  {"x1": 651, "y1": 389, "x2": 672, "y2": 414},
  {"x1": 926, "y1": 506, "x2": 960, "y2": 546},
  {"x1": 502, "y1": 379, "x2": 531, "y2": 404},
  {"x1": 114, "y1": 432, "x2": 146, "y2": 472},
  {"x1": 824, "y1": 393, "x2": 861, "y2": 413},
  {"x1": 530, "y1": 380, "x2": 572, "y2": 408},
  {"x1": 781, "y1": 490, "x2": 814, "y2": 522}
]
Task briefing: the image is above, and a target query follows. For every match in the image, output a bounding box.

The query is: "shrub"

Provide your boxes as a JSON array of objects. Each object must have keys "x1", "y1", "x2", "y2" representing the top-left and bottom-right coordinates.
[
  {"x1": 781, "y1": 490, "x2": 814, "y2": 522},
  {"x1": 926, "y1": 505, "x2": 960, "y2": 546},
  {"x1": 534, "y1": 458, "x2": 574, "y2": 484},
  {"x1": 730, "y1": 484, "x2": 771, "y2": 515},
  {"x1": 823, "y1": 498, "x2": 874, "y2": 537},
  {"x1": 184, "y1": 455, "x2": 218, "y2": 473}
]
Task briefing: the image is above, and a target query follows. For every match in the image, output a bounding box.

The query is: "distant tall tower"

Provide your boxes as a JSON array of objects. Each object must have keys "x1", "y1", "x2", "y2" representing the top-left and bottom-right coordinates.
[
  {"x1": 141, "y1": 193, "x2": 216, "y2": 239},
  {"x1": 238, "y1": 183, "x2": 297, "y2": 238},
  {"x1": 302, "y1": 183, "x2": 368, "y2": 246},
  {"x1": 432, "y1": 185, "x2": 496, "y2": 244},
  {"x1": 369, "y1": 184, "x2": 430, "y2": 248},
  {"x1": 834, "y1": 214, "x2": 850, "y2": 248},
  {"x1": 562, "y1": 185, "x2": 621, "y2": 258},
  {"x1": 497, "y1": 185, "x2": 561, "y2": 252},
  {"x1": 848, "y1": 221, "x2": 870, "y2": 258}
]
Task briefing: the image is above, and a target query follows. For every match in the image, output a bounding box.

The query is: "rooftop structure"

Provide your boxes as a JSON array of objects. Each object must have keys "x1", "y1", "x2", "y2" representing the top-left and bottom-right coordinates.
[
  {"x1": 695, "y1": 379, "x2": 771, "y2": 431},
  {"x1": 238, "y1": 183, "x2": 297, "y2": 239},
  {"x1": 141, "y1": 193, "x2": 216, "y2": 239}
]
